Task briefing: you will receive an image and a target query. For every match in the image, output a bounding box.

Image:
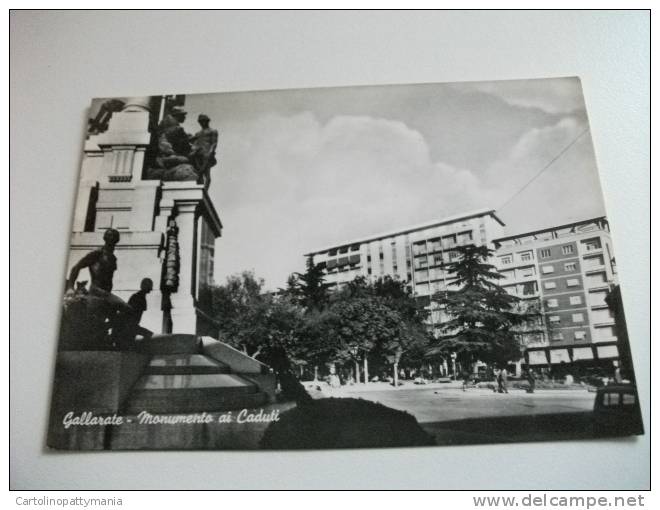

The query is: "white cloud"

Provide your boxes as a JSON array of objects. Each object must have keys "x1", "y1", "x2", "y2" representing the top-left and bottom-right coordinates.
[
  {"x1": 459, "y1": 77, "x2": 586, "y2": 115},
  {"x1": 210, "y1": 108, "x2": 603, "y2": 290},
  {"x1": 212, "y1": 113, "x2": 490, "y2": 289}
]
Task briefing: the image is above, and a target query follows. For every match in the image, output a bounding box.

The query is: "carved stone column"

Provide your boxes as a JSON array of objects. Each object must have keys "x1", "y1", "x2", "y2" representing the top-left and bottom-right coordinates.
[{"x1": 169, "y1": 201, "x2": 199, "y2": 333}]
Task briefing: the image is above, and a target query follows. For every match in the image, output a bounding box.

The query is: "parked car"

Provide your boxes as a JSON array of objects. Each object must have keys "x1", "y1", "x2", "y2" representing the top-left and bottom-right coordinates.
[{"x1": 593, "y1": 384, "x2": 643, "y2": 436}]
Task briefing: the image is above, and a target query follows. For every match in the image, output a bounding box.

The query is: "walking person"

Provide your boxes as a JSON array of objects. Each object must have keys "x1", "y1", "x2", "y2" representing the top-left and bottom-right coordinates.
[
  {"x1": 527, "y1": 369, "x2": 536, "y2": 394},
  {"x1": 500, "y1": 367, "x2": 509, "y2": 394},
  {"x1": 461, "y1": 370, "x2": 470, "y2": 392},
  {"x1": 497, "y1": 368, "x2": 509, "y2": 394}
]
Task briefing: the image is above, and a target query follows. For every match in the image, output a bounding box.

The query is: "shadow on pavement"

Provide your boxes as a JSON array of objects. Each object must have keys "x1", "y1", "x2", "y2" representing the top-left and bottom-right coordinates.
[{"x1": 421, "y1": 411, "x2": 643, "y2": 446}]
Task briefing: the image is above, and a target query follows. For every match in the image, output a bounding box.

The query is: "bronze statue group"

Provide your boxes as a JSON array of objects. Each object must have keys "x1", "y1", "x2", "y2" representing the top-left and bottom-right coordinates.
[{"x1": 61, "y1": 228, "x2": 153, "y2": 351}]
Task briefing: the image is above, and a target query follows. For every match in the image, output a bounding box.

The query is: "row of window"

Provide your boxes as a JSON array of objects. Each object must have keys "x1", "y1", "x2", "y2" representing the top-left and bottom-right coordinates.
[
  {"x1": 546, "y1": 295, "x2": 583, "y2": 307},
  {"x1": 412, "y1": 231, "x2": 473, "y2": 255},
  {"x1": 499, "y1": 250, "x2": 534, "y2": 265},
  {"x1": 499, "y1": 238, "x2": 604, "y2": 266},
  {"x1": 551, "y1": 330, "x2": 587, "y2": 341},
  {"x1": 548, "y1": 313, "x2": 585, "y2": 324},
  {"x1": 543, "y1": 277, "x2": 581, "y2": 290},
  {"x1": 327, "y1": 244, "x2": 361, "y2": 256},
  {"x1": 541, "y1": 261, "x2": 578, "y2": 274},
  {"x1": 539, "y1": 244, "x2": 576, "y2": 259}
]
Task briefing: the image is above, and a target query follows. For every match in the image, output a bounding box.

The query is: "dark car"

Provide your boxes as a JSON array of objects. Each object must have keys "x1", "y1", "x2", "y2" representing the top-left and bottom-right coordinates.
[{"x1": 593, "y1": 384, "x2": 643, "y2": 436}]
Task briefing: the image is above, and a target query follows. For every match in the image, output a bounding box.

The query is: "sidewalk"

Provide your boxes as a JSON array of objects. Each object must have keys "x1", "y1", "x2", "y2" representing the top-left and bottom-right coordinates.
[{"x1": 304, "y1": 379, "x2": 592, "y2": 398}]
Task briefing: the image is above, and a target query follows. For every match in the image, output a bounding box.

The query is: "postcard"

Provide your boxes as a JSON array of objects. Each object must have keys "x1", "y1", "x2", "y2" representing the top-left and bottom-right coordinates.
[{"x1": 47, "y1": 77, "x2": 643, "y2": 450}]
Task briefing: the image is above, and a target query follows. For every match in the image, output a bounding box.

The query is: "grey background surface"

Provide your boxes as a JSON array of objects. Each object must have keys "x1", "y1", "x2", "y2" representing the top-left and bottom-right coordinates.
[{"x1": 10, "y1": 10, "x2": 650, "y2": 489}]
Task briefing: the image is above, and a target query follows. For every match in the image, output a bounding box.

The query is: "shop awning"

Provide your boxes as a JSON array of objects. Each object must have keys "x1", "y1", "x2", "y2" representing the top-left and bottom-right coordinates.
[
  {"x1": 572, "y1": 347, "x2": 594, "y2": 361},
  {"x1": 550, "y1": 349, "x2": 571, "y2": 364},
  {"x1": 597, "y1": 345, "x2": 619, "y2": 359},
  {"x1": 527, "y1": 350, "x2": 548, "y2": 366}
]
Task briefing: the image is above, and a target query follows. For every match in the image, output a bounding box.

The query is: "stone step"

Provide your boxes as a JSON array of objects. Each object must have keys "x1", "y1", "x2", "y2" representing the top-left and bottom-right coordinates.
[
  {"x1": 144, "y1": 354, "x2": 230, "y2": 375},
  {"x1": 124, "y1": 373, "x2": 266, "y2": 414},
  {"x1": 137, "y1": 334, "x2": 202, "y2": 355}
]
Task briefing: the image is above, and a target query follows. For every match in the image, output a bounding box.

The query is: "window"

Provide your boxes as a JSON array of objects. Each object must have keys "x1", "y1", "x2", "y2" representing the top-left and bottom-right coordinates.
[
  {"x1": 540, "y1": 248, "x2": 551, "y2": 258},
  {"x1": 500, "y1": 255, "x2": 513, "y2": 265},
  {"x1": 564, "y1": 262, "x2": 577, "y2": 272},
  {"x1": 547, "y1": 298, "x2": 558, "y2": 308},
  {"x1": 544, "y1": 281, "x2": 557, "y2": 290},
  {"x1": 623, "y1": 394, "x2": 636, "y2": 405},
  {"x1": 569, "y1": 295, "x2": 582, "y2": 305},
  {"x1": 542, "y1": 265, "x2": 554, "y2": 274},
  {"x1": 572, "y1": 313, "x2": 584, "y2": 323},
  {"x1": 574, "y1": 330, "x2": 586, "y2": 340},
  {"x1": 562, "y1": 245, "x2": 574, "y2": 255},
  {"x1": 448, "y1": 251, "x2": 458, "y2": 261},
  {"x1": 583, "y1": 238, "x2": 602, "y2": 251},
  {"x1": 549, "y1": 315, "x2": 561, "y2": 323},
  {"x1": 458, "y1": 231, "x2": 473, "y2": 244},
  {"x1": 520, "y1": 267, "x2": 535, "y2": 278},
  {"x1": 566, "y1": 278, "x2": 579, "y2": 287},
  {"x1": 551, "y1": 331, "x2": 563, "y2": 340},
  {"x1": 520, "y1": 251, "x2": 533, "y2": 262},
  {"x1": 603, "y1": 393, "x2": 620, "y2": 406}
]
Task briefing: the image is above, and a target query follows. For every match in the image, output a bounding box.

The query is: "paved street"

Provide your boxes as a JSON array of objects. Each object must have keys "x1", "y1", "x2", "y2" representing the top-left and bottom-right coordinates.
[
  {"x1": 314, "y1": 384, "x2": 598, "y2": 444},
  {"x1": 332, "y1": 385, "x2": 595, "y2": 424}
]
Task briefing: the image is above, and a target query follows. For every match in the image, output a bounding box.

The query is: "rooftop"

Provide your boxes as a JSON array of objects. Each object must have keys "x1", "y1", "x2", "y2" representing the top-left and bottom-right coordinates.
[{"x1": 305, "y1": 208, "x2": 504, "y2": 256}]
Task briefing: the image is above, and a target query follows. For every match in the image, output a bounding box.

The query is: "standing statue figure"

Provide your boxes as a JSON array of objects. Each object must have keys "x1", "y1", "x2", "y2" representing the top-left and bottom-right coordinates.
[
  {"x1": 62, "y1": 228, "x2": 130, "y2": 350},
  {"x1": 146, "y1": 109, "x2": 218, "y2": 186},
  {"x1": 66, "y1": 228, "x2": 121, "y2": 297},
  {"x1": 189, "y1": 114, "x2": 218, "y2": 188}
]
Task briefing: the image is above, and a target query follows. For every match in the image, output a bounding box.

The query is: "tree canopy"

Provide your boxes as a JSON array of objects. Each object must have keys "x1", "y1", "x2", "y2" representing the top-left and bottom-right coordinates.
[{"x1": 432, "y1": 244, "x2": 537, "y2": 368}]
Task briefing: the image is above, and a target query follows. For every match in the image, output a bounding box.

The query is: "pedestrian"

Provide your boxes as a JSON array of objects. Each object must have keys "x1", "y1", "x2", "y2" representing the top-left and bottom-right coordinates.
[
  {"x1": 527, "y1": 369, "x2": 536, "y2": 394},
  {"x1": 497, "y1": 368, "x2": 509, "y2": 394},
  {"x1": 461, "y1": 370, "x2": 470, "y2": 392}
]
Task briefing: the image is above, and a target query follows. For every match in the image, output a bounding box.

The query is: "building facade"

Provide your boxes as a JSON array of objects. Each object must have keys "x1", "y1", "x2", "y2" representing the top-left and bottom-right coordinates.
[
  {"x1": 305, "y1": 212, "x2": 621, "y2": 373},
  {"x1": 493, "y1": 217, "x2": 619, "y2": 373},
  {"x1": 305, "y1": 209, "x2": 505, "y2": 295}
]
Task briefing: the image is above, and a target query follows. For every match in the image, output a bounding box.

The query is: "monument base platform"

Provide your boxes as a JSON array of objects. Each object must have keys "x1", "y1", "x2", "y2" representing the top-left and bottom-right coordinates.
[{"x1": 47, "y1": 335, "x2": 280, "y2": 450}]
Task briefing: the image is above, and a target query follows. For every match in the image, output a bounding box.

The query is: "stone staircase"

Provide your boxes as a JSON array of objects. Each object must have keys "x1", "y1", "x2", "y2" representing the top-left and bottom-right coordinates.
[
  {"x1": 122, "y1": 335, "x2": 270, "y2": 414},
  {"x1": 48, "y1": 334, "x2": 279, "y2": 449}
]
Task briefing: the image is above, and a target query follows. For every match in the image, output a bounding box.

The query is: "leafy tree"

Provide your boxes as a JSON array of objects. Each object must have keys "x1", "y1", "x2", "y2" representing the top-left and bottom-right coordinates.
[
  {"x1": 294, "y1": 256, "x2": 330, "y2": 312},
  {"x1": 326, "y1": 276, "x2": 431, "y2": 384},
  {"x1": 432, "y1": 244, "x2": 537, "y2": 370},
  {"x1": 201, "y1": 271, "x2": 311, "y2": 402}
]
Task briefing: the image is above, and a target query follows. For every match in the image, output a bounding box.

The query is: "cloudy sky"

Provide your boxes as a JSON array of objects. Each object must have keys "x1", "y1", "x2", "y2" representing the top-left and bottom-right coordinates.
[{"x1": 181, "y1": 77, "x2": 606, "y2": 290}]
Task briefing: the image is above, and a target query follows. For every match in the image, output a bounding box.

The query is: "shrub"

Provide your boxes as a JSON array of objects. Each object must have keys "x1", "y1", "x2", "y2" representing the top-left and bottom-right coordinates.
[{"x1": 260, "y1": 397, "x2": 435, "y2": 449}]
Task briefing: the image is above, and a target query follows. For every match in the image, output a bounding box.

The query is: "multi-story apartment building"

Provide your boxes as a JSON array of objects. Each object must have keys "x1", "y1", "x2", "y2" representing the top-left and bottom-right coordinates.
[
  {"x1": 492, "y1": 217, "x2": 619, "y2": 372},
  {"x1": 304, "y1": 212, "x2": 620, "y2": 373},
  {"x1": 305, "y1": 208, "x2": 505, "y2": 295}
]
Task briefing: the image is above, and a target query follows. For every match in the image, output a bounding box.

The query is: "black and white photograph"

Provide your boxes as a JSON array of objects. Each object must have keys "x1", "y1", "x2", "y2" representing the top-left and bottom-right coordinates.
[{"x1": 46, "y1": 77, "x2": 644, "y2": 451}]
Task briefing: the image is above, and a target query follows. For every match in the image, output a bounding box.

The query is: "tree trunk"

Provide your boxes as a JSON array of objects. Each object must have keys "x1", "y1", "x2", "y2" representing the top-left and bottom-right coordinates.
[
  {"x1": 354, "y1": 360, "x2": 360, "y2": 384},
  {"x1": 314, "y1": 365, "x2": 318, "y2": 381},
  {"x1": 393, "y1": 362, "x2": 399, "y2": 388},
  {"x1": 363, "y1": 356, "x2": 369, "y2": 384}
]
